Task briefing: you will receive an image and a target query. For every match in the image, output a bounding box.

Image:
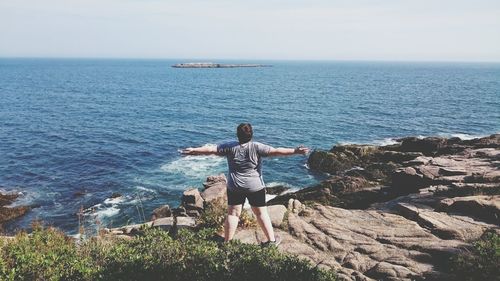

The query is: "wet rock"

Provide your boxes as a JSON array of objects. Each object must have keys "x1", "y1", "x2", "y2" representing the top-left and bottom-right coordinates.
[
  {"x1": 0, "y1": 191, "x2": 30, "y2": 225},
  {"x1": 398, "y1": 137, "x2": 448, "y2": 156},
  {"x1": 464, "y1": 134, "x2": 500, "y2": 148},
  {"x1": 110, "y1": 192, "x2": 122, "y2": 198},
  {"x1": 0, "y1": 192, "x2": 19, "y2": 206},
  {"x1": 0, "y1": 206, "x2": 30, "y2": 224},
  {"x1": 73, "y1": 191, "x2": 87, "y2": 197},
  {"x1": 269, "y1": 176, "x2": 391, "y2": 209},
  {"x1": 266, "y1": 185, "x2": 290, "y2": 195},
  {"x1": 151, "y1": 205, "x2": 171, "y2": 220}
]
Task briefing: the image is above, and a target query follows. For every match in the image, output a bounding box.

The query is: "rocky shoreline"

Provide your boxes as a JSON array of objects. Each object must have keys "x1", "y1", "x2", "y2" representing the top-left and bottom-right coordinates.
[
  {"x1": 103, "y1": 133, "x2": 499, "y2": 280},
  {"x1": 0, "y1": 191, "x2": 30, "y2": 229},
  {"x1": 1, "y1": 134, "x2": 499, "y2": 280}
]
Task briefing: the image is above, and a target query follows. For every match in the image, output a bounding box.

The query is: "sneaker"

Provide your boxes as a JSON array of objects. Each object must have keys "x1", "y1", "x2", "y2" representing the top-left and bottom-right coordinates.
[
  {"x1": 261, "y1": 235, "x2": 281, "y2": 248},
  {"x1": 210, "y1": 234, "x2": 226, "y2": 245}
]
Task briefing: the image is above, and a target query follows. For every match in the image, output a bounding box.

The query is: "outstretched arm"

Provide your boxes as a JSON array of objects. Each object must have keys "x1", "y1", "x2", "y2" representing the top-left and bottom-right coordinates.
[
  {"x1": 267, "y1": 146, "x2": 309, "y2": 157},
  {"x1": 181, "y1": 146, "x2": 218, "y2": 156}
]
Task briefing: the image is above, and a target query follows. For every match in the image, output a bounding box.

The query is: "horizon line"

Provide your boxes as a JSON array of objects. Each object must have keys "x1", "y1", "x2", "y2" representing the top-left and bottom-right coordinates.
[{"x1": 1, "y1": 56, "x2": 500, "y2": 64}]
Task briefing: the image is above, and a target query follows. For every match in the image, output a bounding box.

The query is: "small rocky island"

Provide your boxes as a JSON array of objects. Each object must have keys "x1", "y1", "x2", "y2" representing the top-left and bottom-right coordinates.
[{"x1": 171, "y1": 62, "x2": 271, "y2": 68}]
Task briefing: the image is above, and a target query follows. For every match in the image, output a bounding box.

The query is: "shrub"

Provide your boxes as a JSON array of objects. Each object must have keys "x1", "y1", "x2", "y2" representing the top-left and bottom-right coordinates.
[
  {"x1": 197, "y1": 198, "x2": 227, "y2": 231},
  {"x1": 197, "y1": 198, "x2": 257, "y2": 230},
  {"x1": 0, "y1": 227, "x2": 97, "y2": 281},
  {"x1": 448, "y1": 230, "x2": 500, "y2": 281},
  {"x1": 0, "y1": 226, "x2": 336, "y2": 281}
]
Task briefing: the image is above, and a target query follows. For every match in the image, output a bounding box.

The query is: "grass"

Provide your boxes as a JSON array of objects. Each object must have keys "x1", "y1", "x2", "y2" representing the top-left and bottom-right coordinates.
[{"x1": 0, "y1": 226, "x2": 336, "y2": 281}]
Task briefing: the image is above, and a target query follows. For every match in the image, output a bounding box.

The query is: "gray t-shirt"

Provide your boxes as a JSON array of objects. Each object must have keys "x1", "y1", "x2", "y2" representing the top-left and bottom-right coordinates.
[{"x1": 217, "y1": 141, "x2": 274, "y2": 192}]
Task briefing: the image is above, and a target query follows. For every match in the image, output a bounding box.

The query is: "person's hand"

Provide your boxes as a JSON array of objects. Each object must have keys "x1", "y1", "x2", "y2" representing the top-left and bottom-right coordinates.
[
  {"x1": 181, "y1": 148, "x2": 195, "y2": 155},
  {"x1": 294, "y1": 145, "x2": 309, "y2": 155}
]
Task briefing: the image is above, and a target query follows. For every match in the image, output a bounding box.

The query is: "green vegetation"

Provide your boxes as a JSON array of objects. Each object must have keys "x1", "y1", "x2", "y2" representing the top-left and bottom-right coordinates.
[
  {"x1": 447, "y1": 230, "x2": 500, "y2": 281},
  {"x1": 196, "y1": 198, "x2": 256, "y2": 231},
  {"x1": 0, "y1": 226, "x2": 335, "y2": 281}
]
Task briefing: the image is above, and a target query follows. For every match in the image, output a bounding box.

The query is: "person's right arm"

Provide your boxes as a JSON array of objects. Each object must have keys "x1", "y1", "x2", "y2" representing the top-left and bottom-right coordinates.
[
  {"x1": 181, "y1": 146, "x2": 218, "y2": 155},
  {"x1": 267, "y1": 146, "x2": 309, "y2": 156}
]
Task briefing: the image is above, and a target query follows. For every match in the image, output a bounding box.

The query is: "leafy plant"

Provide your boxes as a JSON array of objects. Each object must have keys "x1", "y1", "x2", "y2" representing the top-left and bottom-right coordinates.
[
  {"x1": 0, "y1": 226, "x2": 336, "y2": 281},
  {"x1": 448, "y1": 230, "x2": 500, "y2": 281}
]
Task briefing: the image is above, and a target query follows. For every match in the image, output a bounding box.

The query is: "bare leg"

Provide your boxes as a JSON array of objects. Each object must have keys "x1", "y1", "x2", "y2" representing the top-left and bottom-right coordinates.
[
  {"x1": 224, "y1": 204, "x2": 242, "y2": 242},
  {"x1": 251, "y1": 206, "x2": 275, "y2": 242}
]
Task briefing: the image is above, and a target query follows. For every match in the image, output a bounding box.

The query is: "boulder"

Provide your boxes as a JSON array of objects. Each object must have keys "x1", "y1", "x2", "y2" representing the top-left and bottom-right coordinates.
[
  {"x1": 268, "y1": 176, "x2": 391, "y2": 209},
  {"x1": 151, "y1": 205, "x2": 171, "y2": 220},
  {"x1": 398, "y1": 137, "x2": 447, "y2": 155},
  {"x1": 392, "y1": 167, "x2": 430, "y2": 192},
  {"x1": 176, "y1": 216, "x2": 196, "y2": 230},
  {"x1": 0, "y1": 192, "x2": 19, "y2": 206},
  {"x1": 152, "y1": 217, "x2": 175, "y2": 232},
  {"x1": 181, "y1": 188, "x2": 204, "y2": 211},
  {"x1": 201, "y1": 174, "x2": 227, "y2": 203},
  {"x1": 0, "y1": 191, "x2": 30, "y2": 225},
  {"x1": 0, "y1": 206, "x2": 30, "y2": 224},
  {"x1": 267, "y1": 205, "x2": 287, "y2": 227},
  {"x1": 172, "y1": 206, "x2": 187, "y2": 217}
]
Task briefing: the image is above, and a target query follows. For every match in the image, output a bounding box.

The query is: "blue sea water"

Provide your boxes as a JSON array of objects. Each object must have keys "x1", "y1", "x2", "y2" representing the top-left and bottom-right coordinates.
[{"x1": 0, "y1": 58, "x2": 499, "y2": 234}]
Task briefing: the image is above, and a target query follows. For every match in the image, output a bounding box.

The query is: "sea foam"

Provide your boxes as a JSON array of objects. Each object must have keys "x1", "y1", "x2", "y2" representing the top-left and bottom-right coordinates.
[{"x1": 161, "y1": 146, "x2": 225, "y2": 178}]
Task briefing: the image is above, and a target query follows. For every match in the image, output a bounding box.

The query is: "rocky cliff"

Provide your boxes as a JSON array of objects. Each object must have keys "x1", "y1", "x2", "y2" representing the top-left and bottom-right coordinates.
[{"x1": 261, "y1": 134, "x2": 499, "y2": 280}]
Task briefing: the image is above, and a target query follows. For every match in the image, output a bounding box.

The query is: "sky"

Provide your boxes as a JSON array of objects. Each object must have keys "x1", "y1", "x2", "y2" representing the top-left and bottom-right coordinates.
[{"x1": 1, "y1": 0, "x2": 499, "y2": 61}]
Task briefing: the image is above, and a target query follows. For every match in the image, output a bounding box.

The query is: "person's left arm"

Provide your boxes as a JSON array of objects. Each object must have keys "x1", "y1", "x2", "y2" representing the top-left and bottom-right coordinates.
[
  {"x1": 181, "y1": 146, "x2": 218, "y2": 155},
  {"x1": 267, "y1": 146, "x2": 309, "y2": 156}
]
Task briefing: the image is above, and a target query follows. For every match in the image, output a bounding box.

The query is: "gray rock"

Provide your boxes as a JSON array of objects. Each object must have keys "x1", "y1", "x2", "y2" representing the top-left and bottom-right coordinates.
[
  {"x1": 267, "y1": 205, "x2": 287, "y2": 227},
  {"x1": 182, "y1": 188, "x2": 204, "y2": 210},
  {"x1": 201, "y1": 174, "x2": 227, "y2": 203},
  {"x1": 176, "y1": 216, "x2": 196, "y2": 230},
  {"x1": 437, "y1": 195, "x2": 500, "y2": 224},
  {"x1": 151, "y1": 205, "x2": 171, "y2": 220},
  {"x1": 152, "y1": 217, "x2": 175, "y2": 232}
]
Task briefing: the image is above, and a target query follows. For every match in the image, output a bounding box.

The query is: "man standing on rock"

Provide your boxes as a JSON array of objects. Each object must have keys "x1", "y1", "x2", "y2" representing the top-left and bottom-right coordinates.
[{"x1": 182, "y1": 123, "x2": 309, "y2": 246}]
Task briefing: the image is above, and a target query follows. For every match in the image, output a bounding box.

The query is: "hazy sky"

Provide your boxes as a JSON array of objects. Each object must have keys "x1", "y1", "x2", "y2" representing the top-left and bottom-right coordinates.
[{"x1": 1, "y1": 0, "x2": 499, "y2": 61}]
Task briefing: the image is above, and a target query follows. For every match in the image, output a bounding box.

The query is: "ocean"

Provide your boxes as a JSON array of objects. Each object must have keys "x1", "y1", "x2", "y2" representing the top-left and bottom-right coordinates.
[{"x1": 1, "y1": 58, "x2": 499, "y2": 234}]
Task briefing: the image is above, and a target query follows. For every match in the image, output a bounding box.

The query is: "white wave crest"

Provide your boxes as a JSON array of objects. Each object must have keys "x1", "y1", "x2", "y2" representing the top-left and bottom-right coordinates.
[
  {"x1": 104, "y1": 196, "x2": 126, "y2": 205},
  {"x1": 136, "y1": 186, "x2": 156, "y2": 193},
  {"x1": 372, "y1": 138, "x2": 399, "y2": 146},
  {"x1": 446, "y1": 133, "x2": 486, "y2": 140},
  {"x1": 93, "y1": 206, "x2": 120, "y2": 218},
  {"x1": 161, "y1": 150, "x2": 225, "y2": 178}
]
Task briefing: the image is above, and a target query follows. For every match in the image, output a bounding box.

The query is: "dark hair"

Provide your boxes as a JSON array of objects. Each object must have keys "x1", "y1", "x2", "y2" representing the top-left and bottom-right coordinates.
[{"x1": 237, "y1": 123, "x2": 253, "y2": 144}]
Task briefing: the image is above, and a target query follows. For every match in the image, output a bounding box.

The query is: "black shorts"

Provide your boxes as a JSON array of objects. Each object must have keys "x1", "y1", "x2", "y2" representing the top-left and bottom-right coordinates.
[{"x1": 227, "y1": 188, "x2": 266, "y2": 207}]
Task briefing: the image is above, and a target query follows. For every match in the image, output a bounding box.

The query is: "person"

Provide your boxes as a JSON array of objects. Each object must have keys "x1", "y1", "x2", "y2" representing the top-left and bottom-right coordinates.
[{"x1": 181, "y1": 123, "x2": 309, "y2": 246}]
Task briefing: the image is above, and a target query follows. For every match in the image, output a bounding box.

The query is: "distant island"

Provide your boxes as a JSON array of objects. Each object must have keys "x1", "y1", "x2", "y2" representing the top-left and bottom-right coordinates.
[{"x1": 172, "y1": 62, "x2": 271, "y2": 68}]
